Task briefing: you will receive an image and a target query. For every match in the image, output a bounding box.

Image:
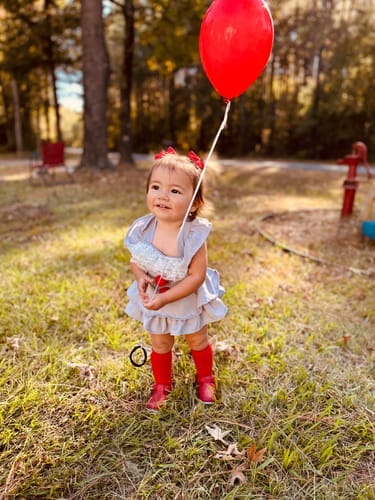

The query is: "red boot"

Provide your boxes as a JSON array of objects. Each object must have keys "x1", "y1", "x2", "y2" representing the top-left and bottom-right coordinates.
[
  {"x1": 146, "y1": 384, "x2": 172, "y2": 411},
  {"x1": 191, "y1": 344, "x2": 216, "y2": 404},
  {"x1": 146, "y1": 350, "x2": 172, "y2": 411},
  {"x1": 196, "y1": 375, "x2": 216, "y2": 404}
]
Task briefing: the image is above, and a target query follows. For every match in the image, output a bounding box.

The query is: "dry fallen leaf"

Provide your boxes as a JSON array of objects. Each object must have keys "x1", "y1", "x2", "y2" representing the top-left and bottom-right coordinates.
[
  {"x1": 342, "y1": 334, "x2": 351, "y2": 346},
  {"x1": 266, "y1": 296, "x2": 275, "y2": 306},
  {"x1": 213, "y1": 340, "x2": 236, "y2": 356},
  {"x1": 229, "y1": 464, "x2": 248, "y2": 486},
  {"x1": 247, "y1": 443, "x2": 267, "y2": 463},
  {"x1": 215, "y1": 443, "x2": 245, "y2": 461},
  {"x1": 205, "y1": 424, "x2": 231, "y2": 444},
  {"x1": 67, "y1": 362, "x2": 95, "y2": 381},
  {"x1": 6, "y1": 336, "x2": 22, "y2": 353}
]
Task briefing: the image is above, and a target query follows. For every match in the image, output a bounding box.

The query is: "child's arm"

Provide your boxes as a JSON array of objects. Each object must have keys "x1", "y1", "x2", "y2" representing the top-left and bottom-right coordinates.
[
  {"x1": 143, "y1": 243, "x2": 208, "y2": 311},
  {"x1": 130, "y1": 261, "x2": 155, "y2": 302}
]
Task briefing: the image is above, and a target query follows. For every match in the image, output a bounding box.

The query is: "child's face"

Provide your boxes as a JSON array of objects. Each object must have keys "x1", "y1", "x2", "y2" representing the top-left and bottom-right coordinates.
[{"x1": 147, "y1": 165, "x2": 195, "y2": 224}]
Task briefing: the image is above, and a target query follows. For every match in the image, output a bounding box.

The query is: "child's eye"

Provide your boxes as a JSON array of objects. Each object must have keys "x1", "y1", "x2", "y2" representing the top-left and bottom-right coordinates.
[
  {"x1": 150, "y1": 184, "x2": 159, "y2": 190},
  {"x1": 171, "y1": 188, "x2": 181, "y2": 194}
]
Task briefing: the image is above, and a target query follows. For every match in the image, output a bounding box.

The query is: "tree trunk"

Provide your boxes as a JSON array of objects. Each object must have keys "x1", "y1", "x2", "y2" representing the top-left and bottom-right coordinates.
[
  {"x1": 0, "y1": 73, "x2": 13, "y2": 149},
  {"x1": 310, "y1": 45, "x2": 324, "y2": 158},
  {"x1": 238, "y1": 93, "x2": 248, "y2": 155},
  {"x1": 118, "y1": 0, "x2": 135, "y2": 166},
  {"x1": 267, "y1": 55, "x2": 276, "y2": 155},
  {"x1": 44, "y1": 0, "x2": 62, "y2": 142},
  {"x1": 11, "y1": 77, "x2": 23, "y2": 154},
  {"x1": 168, "y1": 73, "x2": 176, "y2": 146},
  {"x1": 80, "y1": 0, "x2": 112, "y2": 169}
]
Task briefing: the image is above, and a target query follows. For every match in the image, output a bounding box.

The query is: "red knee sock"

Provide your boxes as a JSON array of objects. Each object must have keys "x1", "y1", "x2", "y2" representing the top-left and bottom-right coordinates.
[
  {"x1": 150, "y1": 350, "x2": 172, "y2": 386},
  {"x1": 191, "y1": 344, "x2": 214, "y2": 380}
]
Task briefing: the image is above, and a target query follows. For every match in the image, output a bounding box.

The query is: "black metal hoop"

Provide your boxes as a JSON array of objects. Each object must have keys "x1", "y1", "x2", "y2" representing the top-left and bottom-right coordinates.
[{"x1": 129, "y1": 344, "x2": 148, "y2": 367}]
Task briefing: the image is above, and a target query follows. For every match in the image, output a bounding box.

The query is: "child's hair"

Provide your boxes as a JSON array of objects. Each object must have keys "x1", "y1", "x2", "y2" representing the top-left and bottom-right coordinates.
[{"x1": 146, "y1": 151, "x2": 205, "y2": 221}]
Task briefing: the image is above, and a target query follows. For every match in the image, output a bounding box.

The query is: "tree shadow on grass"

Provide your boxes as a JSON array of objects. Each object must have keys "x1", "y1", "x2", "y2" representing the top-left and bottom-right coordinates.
[
  {"x1": 217, "y1": 164, "x2": 344, "y2": 199},
  {"x1": 0, "y1": 170, "x2": 148, "y2": 256}
]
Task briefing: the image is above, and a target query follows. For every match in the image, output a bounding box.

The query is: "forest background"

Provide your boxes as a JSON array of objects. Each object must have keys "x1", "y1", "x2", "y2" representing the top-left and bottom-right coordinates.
[{"x1": 0, "y1": 0, "x2": 374, "y2": 166}]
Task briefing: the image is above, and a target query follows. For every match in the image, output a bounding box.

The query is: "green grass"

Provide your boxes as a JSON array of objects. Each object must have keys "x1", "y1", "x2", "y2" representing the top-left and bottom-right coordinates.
[{"x1": 0, "y1": 163, "x2": 374, "y2": 499}]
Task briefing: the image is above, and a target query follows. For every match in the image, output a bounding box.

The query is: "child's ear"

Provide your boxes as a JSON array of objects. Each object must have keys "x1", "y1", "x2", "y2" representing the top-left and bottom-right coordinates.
[
  {"x1": 189, "y1": 205, "x2": 197, "y2": 217},
  {"x1": 191, "y1": 200, "x2": 198, "y2": 212}
]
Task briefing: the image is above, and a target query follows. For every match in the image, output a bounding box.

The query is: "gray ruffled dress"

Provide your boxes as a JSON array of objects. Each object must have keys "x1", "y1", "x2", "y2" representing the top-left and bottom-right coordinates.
[{"x1": 125, "y1": 214, "x2": 227, "y2": 335}]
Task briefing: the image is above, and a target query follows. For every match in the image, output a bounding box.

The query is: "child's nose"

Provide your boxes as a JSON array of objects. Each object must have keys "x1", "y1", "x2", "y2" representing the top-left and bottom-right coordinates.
[{"x1": 158, "y1": 189, "x2": 169, "y2": 198}]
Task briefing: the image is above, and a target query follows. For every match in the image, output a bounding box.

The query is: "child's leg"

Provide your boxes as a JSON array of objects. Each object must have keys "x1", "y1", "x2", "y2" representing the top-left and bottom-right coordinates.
[
  {"x1": 150, "y1": 333, "x2": 174, "y2": 385},
  {"x1": 185, "y1": 326, "x2": 216, "y2": 404},
  {"x1": 146, "y1": 333, "x2": 174, "y2": 411}
]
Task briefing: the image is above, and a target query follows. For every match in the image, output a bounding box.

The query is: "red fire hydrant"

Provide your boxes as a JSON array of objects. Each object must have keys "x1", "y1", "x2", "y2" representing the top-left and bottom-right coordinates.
[{"x1": 337, "y1": 141, "x2": 371, "y2": 217}]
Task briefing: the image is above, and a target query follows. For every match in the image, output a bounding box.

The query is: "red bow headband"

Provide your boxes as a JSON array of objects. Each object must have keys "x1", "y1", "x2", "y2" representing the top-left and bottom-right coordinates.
[{"x1": 154, "y1": 146, "x2": 204, "y2": 170}]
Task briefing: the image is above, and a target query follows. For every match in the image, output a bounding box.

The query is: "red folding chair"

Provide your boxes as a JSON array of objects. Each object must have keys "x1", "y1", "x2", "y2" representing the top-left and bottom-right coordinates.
[{"x1": 30, "y1": 141, "x2": 74, "y2": 183}]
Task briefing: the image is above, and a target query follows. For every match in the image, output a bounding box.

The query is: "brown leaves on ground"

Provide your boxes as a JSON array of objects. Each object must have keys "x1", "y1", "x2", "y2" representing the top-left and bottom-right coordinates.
[
  {"x1": 205, "y1": 424, "x2": 231, "y2": 444},
  {"x1": 247, "y1": 443, "x2": 267, "y2": 463},
  {"x1": 67, "y1": 362, "x2": 96, "y2": 382},
  {"x1": 215, "y1": 443, "x2": 244, "y2": 461},
  {"x1": 229, "y1": 464, "x2": 248, "y2": 486},
  {"x1": 206, "y1": 424, "x2": 267, "y2": 488},
  {"x1": 212, "y1": 340, "x2": 237, "y2": 357},
  {"x1": 5, "y1": 336, "x2": 23, "y2": 353}
]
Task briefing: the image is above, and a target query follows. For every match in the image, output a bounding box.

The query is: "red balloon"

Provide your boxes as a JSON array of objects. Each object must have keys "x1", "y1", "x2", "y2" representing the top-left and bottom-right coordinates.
[{"x1": 199, "y1": 0, "x2": 274, "y2": 100}]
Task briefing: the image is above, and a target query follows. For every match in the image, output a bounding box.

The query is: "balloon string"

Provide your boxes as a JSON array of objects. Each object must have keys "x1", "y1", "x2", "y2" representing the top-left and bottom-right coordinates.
[
  {"x1": 149, "y1": 99, "x2": 231, "y2": 301},
  {"x1": 177, "y1": 99, "x2": 231, "y2": 241}
]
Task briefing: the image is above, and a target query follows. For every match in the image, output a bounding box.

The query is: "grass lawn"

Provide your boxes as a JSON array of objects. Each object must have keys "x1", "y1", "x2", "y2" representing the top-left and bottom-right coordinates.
[{"x1": 0, "y1": 160, "x2": 374, "y2": 499}]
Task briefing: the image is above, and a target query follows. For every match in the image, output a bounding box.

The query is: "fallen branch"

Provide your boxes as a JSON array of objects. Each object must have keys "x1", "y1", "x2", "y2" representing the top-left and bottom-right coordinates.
[{"x1": 254, "y1": 211, "x2": 375, "y2": 276}]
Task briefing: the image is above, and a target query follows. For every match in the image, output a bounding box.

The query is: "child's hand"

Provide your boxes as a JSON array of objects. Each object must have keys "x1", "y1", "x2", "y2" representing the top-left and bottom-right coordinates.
[
  {"x1": 142, "y1": 293, "x2": 166, "y2": 311},
  {"x1": 137, "y1": 275, "x2": 154, "y2": 300}
]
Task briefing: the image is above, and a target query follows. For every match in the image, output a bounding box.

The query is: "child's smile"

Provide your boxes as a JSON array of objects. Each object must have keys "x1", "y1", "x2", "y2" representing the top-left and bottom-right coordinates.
[{"x1": 155, "y1": 202, "x2": 170, "y2": 209}]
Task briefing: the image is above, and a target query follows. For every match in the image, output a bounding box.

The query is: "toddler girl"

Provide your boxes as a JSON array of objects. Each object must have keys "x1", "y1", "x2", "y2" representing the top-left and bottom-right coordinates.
[{"x1": 124, "y1": 148, "x2": 227, "y2": 411}]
